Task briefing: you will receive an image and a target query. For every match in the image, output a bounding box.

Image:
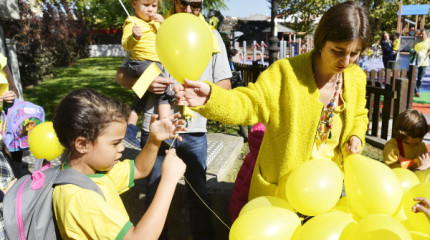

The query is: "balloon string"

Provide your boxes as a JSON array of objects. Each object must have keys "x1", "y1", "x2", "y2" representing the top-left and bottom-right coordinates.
[
  {"x1": 118, "y1": 0, "x2": 135, "y2": 25},
  {"x1": 168, "y1": 127, "x2": 240, "y2": 239}
]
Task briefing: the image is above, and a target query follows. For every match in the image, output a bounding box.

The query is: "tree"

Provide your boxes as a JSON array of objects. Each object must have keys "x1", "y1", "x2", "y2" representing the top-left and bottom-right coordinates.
[
  {"x1": 84, "y1": 0, "x2": 228, "y2": 30},
  {"x1": 277, "y1": 0, "x2": 428, "y2": 43}
]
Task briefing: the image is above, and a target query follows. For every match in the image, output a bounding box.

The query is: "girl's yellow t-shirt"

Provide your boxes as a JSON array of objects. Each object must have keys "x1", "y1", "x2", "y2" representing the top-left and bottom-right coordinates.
[{"x1": 53, "y1": 160, "x2": 135, "y2": 240}]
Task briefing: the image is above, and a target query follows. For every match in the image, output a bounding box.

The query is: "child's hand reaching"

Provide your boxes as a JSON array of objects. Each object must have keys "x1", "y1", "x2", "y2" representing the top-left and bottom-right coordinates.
[
  {"x1": 132, "y1": 25, "x2": 142, "y2": 40},
  {"x1": 412, "y1": 197, "x2": 430, "y2": 222},
  {"x1": 161, "y1": 149, "x2": 186, "y2": 183},
  {"x1": 415, "y1": 153, "x2": 430, "y2": 171},
  {"x1": 148, "y1": 113, "x2": 186, "y2": 142}
]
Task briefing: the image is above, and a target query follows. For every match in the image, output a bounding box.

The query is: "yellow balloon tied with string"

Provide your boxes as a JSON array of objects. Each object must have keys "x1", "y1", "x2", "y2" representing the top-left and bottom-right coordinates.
[
  {"x1": 156, "y1": 13, "x2": 213, "y2": 84},
  {"x1": 29, "y1": 122, "x2": 64, "y2": 160}
]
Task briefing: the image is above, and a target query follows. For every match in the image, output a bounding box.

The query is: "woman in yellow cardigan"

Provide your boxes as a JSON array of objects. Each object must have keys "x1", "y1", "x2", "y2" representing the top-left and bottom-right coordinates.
[{"x1": 175, "y1": 1, "x2": 370, "y2": 200}]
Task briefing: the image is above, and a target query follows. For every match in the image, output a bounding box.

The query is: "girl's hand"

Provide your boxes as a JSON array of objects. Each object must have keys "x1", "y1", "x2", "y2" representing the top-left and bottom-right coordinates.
[
  {"x1": 416, "y1": 153, "x2": 430, "y2": 171},
  {"x1": 174, "y1": 79, "x2": 211, "y2": 107},
  {"x1": 346, "y1": 136, "x2": 362, "y2": 154},
  {"x1": 0, "y1": 90, "x2": 16, "y2": 103},
  {"x1": 412, "y1": 197, "x2": 430, "y2": 222},
  {"x1": 151, "y1": 13, "x2": 164, "y2": 23},
  {"x1": 148, "y1": 113, "x2": 186, "y2": 142},
  {"x1": 132, "y1": 25, "x2": 142, "y2": 40},
  {"x1": 161, "y1": 149, "x2": 186, "y2": 183}
]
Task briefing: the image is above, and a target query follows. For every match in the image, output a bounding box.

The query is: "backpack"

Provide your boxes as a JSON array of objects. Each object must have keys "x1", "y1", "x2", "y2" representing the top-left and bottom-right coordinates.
[
  {"x1": 3, "y1": 159, "x2": 105, "y2": 240},
  {"x1": 1, "y1": 99, "x2": 45, "y2": 152}
]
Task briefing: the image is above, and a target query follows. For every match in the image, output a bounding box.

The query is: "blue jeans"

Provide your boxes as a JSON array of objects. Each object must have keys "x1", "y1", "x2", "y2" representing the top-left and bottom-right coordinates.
[
  {"x1": 141, "y1": 131, "x2": 214, "y2": 240},
  {"x1": 416, "y1": 66, "x2": 428, "y2": 94}
]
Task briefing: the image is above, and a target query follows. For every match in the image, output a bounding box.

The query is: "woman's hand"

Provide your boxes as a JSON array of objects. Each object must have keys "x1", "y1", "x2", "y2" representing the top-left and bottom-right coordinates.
[
  {"x1": 174, "y1": 79, "x2": 211, "y2": 107},
  {"x1": 1, "y1": 90, "x2": 16, "y2": 103},
  {"x1": 346, "y1": 136, "x2": 362, "y2": 154},
  {"x1": 412, "y1": 197, "x2": 430, "y2": 222}
]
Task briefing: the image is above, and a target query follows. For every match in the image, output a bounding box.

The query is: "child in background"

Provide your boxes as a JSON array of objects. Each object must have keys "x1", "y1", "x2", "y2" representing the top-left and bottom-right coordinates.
[
  {"x1": 383, "y1": 109, "x2": 430, "y2": 170},
  {"x1": 413, "y1": 197, "x2": 430, "y2": 223},
  {"x1": 51, "y1": 89, "x2": 186, "y2": 240},
  {"x1": 121, "y1": 0, "x2": 170, "y2": 146}
]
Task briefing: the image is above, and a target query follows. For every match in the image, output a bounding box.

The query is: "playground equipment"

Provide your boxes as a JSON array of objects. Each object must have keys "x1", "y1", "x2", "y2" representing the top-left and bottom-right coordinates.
[{"x1": 233, "y1": 38, "x2": 311, "y2": 64}]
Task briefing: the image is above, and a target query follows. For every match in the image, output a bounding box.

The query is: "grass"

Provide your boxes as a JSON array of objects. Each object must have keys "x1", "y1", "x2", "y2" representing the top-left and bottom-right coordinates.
[{"x1": 23, "y1": 57, "x2": 133, "y2": 120}]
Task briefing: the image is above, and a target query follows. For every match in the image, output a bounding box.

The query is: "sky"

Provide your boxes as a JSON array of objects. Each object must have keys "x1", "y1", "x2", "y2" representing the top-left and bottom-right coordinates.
[{"x1": 221, "y1": 0, "x2": 271, "y2": 18}]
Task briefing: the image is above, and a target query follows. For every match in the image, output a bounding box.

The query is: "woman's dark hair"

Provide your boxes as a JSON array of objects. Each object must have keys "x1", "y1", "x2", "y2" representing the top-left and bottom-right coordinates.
[
  {"x1": 394, "y1": 109, "x2": 429, "y2": 139},
  {"x1": 314, "y1": 1, "x2": 370, "y2": 53},
  {"x1": 53, "y1": 88, "x2": 130, "y2": 153}
]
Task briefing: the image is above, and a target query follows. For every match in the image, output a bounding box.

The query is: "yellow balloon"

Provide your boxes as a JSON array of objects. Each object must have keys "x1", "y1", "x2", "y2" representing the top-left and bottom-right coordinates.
[
  {"x1": 353, "y1": 214, "x2": 412, "y2": 240},
  {"x1": 156, "y1": 13, "x2": 213, "y2": 84},
  {"x1": 414, "y1": 169, "x2": 430, "y2": 183},
  {"x1": 28, "y1": 122, "x2": 64, "y2": 160},
  {"x1": 393, "y1": 168, "x2": 420, "y2": 193},
  {"x1": 409, "y1": 230, "x2": 430, "y2": 240},
  {"x1": 402, "y1": 182, "x2": 430, "y2": 233},
  {"x1": 285, "y1": 159, "x2": 343, "y2": 216},
  {"x1": 331, "y1": 197, "x2": 362, "y2": 222},
  {"x1": 338, "y1": 221, "x2": 357, "y2": 240},
  {"x1": 344, "y1": 155, "x2": 403, "y2": 218},
  {"x1": 230, "y1": 206, "x2": 301, "y2": 240},
  {"x1": 298, "y1": 211, "x2": 355, "y2": 240},
  {"x1": 239, "y1": 196, "x2": 294, "y2": 217}
]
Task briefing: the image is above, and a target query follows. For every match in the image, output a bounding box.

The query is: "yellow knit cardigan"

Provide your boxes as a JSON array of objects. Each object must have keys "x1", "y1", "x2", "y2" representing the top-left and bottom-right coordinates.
[{"x1": 195, "y1": 51, "x2": 369, "y2": 200}]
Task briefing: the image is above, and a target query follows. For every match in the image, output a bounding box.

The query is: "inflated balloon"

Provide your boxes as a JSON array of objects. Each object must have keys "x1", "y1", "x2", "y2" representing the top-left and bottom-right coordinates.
[
  {"x1": 297, "y1": 211, "x2": 354, "y2": 240},
  {"x1": 353, "y1": 214, "x2": 412, "y2": 240},
  {"x1": 29, "y1": 122, "x2": 64, "y2": 160},
  {"x1": 344, "y1": 154, "x2": 403, "y2": 218},
  {"x1": 230, "y1": 206, "x2": 301, "y2": 240},
  {"x1": 156, "y1": 13, "x2": 213, "y2": 84},
  {"x1": 239, "y1": 196, "x2": 294, "y2": 217},
  {"x1": 402, "y1": 182, "x2": 430, "y2": 233},
  {"x1": 414, "y1": 169, "x2": 430, "y2": 183},
  {"x1": 285, "y1": 159, "x2": 343, "y2": 216},
  {"x1": 393, "y1": 168, "x2": 420, "y2": 193},
  {"x1": 409, "y1": 230, "x2": 430, "y2": 240}
]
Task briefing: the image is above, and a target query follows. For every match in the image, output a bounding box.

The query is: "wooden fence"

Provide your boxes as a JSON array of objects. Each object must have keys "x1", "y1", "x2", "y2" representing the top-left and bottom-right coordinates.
[{"x1": 233, "y1": 62, "x2": 418, "y2": 146}]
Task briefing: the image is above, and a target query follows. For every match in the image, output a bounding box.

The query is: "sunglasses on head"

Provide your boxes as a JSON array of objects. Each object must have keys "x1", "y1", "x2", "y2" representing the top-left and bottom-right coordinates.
[{"x1": 176, "y1": 0, "x2": 202, "y2": 10}]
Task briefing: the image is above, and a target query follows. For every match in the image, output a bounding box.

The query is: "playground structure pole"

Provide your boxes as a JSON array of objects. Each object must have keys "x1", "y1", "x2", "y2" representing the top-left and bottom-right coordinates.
[{"x1": 269, "y1": 0, "x2": 279, "y2": 64}]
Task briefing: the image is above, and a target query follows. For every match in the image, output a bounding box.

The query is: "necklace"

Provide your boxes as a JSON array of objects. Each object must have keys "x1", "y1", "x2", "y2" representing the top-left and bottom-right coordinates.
[{"x1": 316, "y1": 72, "x2": 342, "y2": 142}]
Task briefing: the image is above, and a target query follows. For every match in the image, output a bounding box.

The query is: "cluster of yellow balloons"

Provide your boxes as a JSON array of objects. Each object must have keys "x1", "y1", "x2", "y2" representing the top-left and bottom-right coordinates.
[
  {"x1": 28, "y1": 122, "x2": 64, "y2": 161},
  {"x1": 230, "y1": 155, "x2": 430, "y2": 239}
]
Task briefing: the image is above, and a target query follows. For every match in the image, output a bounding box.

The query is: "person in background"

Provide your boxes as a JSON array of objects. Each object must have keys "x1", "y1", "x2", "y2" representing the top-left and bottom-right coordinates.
[
  {"x1": 381, "y1": 32, "x2": 394, "y2": 69},
  {"x1": 0, "y1": 53, "x2": 20, "y2": 174},
  {"x1": 174, "y1": 1, "x2": 369, "y2": 202},
  {"x1": 372, "y1": 40, "x2": 381, "y2": 59},
  {"x1": 412, "y1": 30, "x2": 430, "y2": 97},
  {"x1": 115, "y1": 0, "x2": 232, "y2": 238},
  {"x1": 121, "y1": 0, "x2": 167, "y2": 146},
  {"x1": 383, "y1": 109, "x2": 429, "y2": 170},
  {"x1": 392, "y1": 32, "x2": 400, "y2": 58}
]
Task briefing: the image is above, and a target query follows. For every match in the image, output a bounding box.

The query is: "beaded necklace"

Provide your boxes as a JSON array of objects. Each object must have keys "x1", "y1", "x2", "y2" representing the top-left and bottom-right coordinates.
[{"x1": 316, "y1": 72, "x2": 342, "y2": 142}]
